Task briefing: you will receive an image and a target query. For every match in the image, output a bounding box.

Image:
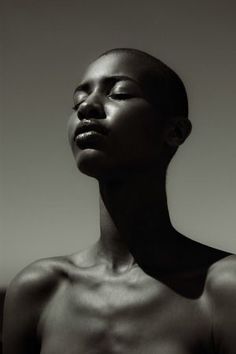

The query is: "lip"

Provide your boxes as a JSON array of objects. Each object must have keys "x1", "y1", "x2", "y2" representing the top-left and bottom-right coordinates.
[
  {"x1": 73, "y1": 120, "x2": 109, "y2": 142},
  {"x1": 75, "y1": 131, "x2": 106, "y2": 150}
]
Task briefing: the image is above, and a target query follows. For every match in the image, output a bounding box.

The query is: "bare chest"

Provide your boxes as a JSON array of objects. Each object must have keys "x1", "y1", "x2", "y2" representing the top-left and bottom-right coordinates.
[{"x1": 39, "y1": 275, "x2": 211, "y2": 354}]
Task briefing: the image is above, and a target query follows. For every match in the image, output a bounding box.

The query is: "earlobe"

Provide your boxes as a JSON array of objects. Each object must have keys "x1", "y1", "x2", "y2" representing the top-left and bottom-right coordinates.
[{"x1": 166, "y1": 118, "x2": 192, "y2": 147}]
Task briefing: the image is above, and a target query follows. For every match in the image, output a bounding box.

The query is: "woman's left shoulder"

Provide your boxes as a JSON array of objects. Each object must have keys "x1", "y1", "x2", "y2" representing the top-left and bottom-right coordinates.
[{"x1": 204, "y1": 254, "x2": 236, "y2": 302}]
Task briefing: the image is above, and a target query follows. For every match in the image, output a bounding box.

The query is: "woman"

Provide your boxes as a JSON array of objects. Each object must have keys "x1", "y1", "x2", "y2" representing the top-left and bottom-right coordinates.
[{"x1": 3, "y1": 48, "x2": 236, "y2": 354}]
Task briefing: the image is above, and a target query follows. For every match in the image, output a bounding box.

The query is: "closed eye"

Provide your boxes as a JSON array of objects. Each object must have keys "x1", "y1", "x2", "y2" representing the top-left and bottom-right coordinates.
[{"x1": 109, "y1": 93, "x2": 134, "y2": 100}]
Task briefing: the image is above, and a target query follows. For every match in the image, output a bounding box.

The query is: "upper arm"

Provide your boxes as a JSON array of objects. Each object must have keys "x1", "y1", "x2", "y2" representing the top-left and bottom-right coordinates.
[
  {"x1": 206, "y1": 257, "x2": 236, "y2": 354},
  {"x1": 2, "y1": 259, "x2": 62, "y2": 354}
]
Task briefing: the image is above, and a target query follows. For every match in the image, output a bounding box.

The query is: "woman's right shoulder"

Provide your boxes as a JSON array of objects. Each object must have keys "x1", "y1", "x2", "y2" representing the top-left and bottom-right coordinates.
[
  {"x1": 3, "y1": 256, "x2": 74, "y2": 354},
  {"x1": 5, "y1": 256, "x2": 73, "y2": 305}
]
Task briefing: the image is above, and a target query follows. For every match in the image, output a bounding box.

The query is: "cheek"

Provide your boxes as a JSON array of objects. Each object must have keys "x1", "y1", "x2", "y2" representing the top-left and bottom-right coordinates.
[{"x1": 107, "y1": 103, "x2": 163, "y2": 156}]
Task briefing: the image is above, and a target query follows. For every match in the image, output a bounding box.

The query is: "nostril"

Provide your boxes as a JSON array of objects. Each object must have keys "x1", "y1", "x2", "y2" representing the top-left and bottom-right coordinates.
[
  {"x1": 77, "y1": 108, "x2": 85, "y2": 120},
  {"x1": 77, "y1": 101, "x2": 105, "y2": 120},
  {"x1": 77, "y1": 102, "x2": 87, "y2": 120},
  {"x1": 77, "y1": 106, "x2": 97, "y2": 120}
]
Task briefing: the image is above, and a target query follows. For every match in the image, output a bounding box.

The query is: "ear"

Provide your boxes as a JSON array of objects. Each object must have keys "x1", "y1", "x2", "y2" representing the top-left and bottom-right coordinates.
[{"x1": 165, "y1": 117, "x2": 192, "y2": 147}]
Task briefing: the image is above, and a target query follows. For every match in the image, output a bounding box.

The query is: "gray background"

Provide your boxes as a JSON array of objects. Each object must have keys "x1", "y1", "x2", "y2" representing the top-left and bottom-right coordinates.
[{"x1": 1, "y1": 0, "x2": 236, "y2": 286}]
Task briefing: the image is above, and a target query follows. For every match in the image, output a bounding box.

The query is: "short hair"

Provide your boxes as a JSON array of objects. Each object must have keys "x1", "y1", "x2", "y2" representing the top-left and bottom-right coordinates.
[{"x1": 99, "y1": 48, "x2": 188, "y2": 122}]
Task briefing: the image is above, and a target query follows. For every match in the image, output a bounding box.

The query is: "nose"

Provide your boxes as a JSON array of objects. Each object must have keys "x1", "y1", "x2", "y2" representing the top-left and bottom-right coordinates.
[{"x1": 77, "y1": 94, "x2": 106, "y2": 120}]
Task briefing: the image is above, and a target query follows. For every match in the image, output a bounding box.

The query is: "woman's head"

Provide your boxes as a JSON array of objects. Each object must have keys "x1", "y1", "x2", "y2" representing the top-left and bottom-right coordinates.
[{"x1": 68, "y1": 48, "x2": 192, "y2": 181}]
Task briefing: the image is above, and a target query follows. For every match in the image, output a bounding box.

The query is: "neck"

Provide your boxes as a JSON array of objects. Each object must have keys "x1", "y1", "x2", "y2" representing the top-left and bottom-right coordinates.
[
  {"x1": 97, "y1": 169, "x2": 184, "y2": 272},
  {"x1": 95, "y1": 169, "x2": 228, "y2": 275}
]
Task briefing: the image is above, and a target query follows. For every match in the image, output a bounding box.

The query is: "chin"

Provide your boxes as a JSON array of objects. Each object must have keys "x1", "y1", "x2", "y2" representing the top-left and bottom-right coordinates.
[{"x1": 75, "y1": 148, "x2": 112, "y2": 179}]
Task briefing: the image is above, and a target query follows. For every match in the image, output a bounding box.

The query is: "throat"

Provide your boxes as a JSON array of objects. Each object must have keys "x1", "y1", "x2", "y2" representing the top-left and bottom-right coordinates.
[
  {"x1": 95, "y1": 237, "x2": 137, "y2": 274},
  {"x1": 97, "y1": 174, "x2": 174, "y2": 273}
]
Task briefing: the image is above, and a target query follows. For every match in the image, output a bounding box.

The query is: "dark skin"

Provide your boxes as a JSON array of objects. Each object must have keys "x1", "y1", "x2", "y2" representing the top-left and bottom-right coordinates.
[{"x1": 3, "y1": 52, "x2": 236, "y2": 354}]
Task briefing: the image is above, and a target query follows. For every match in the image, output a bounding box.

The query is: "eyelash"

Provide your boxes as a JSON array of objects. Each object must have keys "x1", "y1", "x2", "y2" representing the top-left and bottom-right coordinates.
[
  {"x1": 72, "y1": 93, "x2": 134, "y2": 111},
  {"x1": 109, "y1": 93, "x2": 133, "y2": 100}
]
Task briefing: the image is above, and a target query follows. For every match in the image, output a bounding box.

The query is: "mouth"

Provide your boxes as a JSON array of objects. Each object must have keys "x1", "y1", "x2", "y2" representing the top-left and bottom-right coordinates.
[
  {"x1": 73, "y1": 120, "x2": 109, "y2": 142},
  {"x1": 73, "y1": 120, "x2": 109, "y2": 149}
]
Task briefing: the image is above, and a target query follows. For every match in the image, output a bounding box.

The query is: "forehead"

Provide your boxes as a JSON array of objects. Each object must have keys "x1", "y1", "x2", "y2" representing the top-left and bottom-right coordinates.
[{"x1": 81, "y1": 53, "x2": 150, "y2": 85}]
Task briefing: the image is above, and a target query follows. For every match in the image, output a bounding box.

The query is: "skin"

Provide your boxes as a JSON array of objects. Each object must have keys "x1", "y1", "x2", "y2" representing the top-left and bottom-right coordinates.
[{"x1": 3, "y1": 52, "x2": 236, "y2": 354}]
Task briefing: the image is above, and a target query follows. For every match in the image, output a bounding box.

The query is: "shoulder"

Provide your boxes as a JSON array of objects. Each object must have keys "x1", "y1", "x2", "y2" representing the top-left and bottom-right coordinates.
[
  {"x1": 6, "y1": 256, "x2": 73, "y2": 302},
  {"x1": 3, "y1": 256, "x2": 74, "y2": 353},
  {"x1": 3, "y1": 256, "x2": 74, "y2": 330},
  {"x1": 204, "y1": 255, "x2": 236, "y2": 352},
  {"x1": 205, "y1": 254, "x2": 236, "y2": 299}
]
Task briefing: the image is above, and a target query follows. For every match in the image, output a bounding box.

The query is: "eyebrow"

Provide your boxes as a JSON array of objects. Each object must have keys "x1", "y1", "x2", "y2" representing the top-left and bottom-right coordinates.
[{"x1": 73, "y1": 75, "x2": 140, "y2": 94}]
